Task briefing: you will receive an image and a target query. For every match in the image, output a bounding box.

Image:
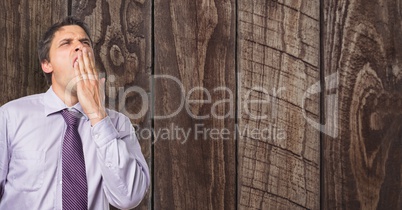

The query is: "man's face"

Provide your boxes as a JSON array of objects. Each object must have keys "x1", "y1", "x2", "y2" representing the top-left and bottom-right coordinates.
[{"x1": 43, "y1": 25, "x2": 94, "y2": 94}]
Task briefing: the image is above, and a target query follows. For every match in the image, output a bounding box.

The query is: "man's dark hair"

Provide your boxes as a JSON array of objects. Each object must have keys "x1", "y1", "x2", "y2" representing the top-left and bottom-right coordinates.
[{"x1": 38, "y1": 16, "x2": 92, "y2": 85}]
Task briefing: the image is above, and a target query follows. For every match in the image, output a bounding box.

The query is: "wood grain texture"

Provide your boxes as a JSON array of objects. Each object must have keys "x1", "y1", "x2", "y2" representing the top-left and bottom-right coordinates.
[
  {"x1": 3, "y1": 1, "x2": 402, "y2": 209},
  {"x1": 238, "y1": 0, "x2": 320, "y2": 209},
  {"x1": 71, "y1": 0, "x2": 152, "y2": 209},
  {"x1": 0, "y1": 0, "x2": 67, "y2": 105},
  {"x1": 154, "y1": 0, "x2": 236, "y2": 209},
  {"x1": 322, "y1": 0, "x2": 402, "y2": 209}
]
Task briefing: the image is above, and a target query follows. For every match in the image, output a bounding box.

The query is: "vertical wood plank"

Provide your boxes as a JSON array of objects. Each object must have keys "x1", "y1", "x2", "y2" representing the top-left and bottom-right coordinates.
[
  {"x1": 154, "y1": 0, "x2": 236, "y2": 209},
  {"x1": 238, "y1": 0, "x2": 320, "y2": 209},
  {"x1": 71, "y1": 0, "x2": 152, "y2": 209},
  {"x1": 322, "y1": 0, "x2": 402, "y2": 209},
  {"x1": 0, "y1": 0, "x2": 68, "y2": 105}
]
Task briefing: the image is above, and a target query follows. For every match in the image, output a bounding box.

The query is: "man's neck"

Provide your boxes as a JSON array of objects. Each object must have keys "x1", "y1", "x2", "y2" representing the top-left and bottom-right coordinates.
[{"x1": 51, "y1": 85, "x2": 79, "y2": 107}]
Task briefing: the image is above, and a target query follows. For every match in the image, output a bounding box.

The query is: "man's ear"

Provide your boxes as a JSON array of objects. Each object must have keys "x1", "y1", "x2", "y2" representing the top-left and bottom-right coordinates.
[{"x1": 41, "y1": 60, "x2": 53, "y2": 73}]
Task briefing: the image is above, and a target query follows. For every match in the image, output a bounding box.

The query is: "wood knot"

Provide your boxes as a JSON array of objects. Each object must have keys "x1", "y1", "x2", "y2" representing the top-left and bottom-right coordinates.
[
  {"x1": 370, "y1": 112, "x2": 383, "y2": 130},
  {"x1": 109, "y1": 45, "x2": 125, "y2": 67}
]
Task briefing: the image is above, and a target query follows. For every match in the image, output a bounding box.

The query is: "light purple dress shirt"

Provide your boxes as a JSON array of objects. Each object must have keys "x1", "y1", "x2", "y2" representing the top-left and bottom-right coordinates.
[{"x1": 0, "y1": 87, "x2": 150, "y2": 209}]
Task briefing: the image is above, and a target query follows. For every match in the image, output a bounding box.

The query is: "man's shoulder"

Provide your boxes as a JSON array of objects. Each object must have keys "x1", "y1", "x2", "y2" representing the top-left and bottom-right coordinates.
[{"x1": 1, "y1": 93, "x2": 45, "y2": 112}]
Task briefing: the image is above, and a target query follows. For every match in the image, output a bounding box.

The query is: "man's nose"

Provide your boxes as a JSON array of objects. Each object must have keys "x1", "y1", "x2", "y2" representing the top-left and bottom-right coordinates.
[{"x1": 75, "y1": 43, "x2": 83, "y2": 52}]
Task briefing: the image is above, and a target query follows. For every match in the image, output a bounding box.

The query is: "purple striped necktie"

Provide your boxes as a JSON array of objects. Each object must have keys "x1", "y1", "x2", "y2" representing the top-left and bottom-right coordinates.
[{"x1": 61, "y1": 109, "x2": 88, "y2": 210}]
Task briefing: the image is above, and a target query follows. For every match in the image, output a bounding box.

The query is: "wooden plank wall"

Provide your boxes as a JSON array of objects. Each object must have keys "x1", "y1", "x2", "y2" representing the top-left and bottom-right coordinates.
[
  {"x1": 0, "y1": 0, "x2": 67, "y2": 104},
  {"x1": 1, "y1": 0, "x2": 401, "y2": 210},
  {"x1": 322, "y1": 0, "x2": 402, "y2": 209},
  {"x1": 153, "y1": 0, "x2": 236, "y2": 209},
  {"x1": 237, "y1": 0, "x2": 320, "y2": 209}
]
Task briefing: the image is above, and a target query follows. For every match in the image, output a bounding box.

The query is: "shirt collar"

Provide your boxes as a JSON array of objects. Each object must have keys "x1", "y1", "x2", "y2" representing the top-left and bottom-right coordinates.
[{"x1": 44, "y1": 86, "x2": 90, "y2": 121}]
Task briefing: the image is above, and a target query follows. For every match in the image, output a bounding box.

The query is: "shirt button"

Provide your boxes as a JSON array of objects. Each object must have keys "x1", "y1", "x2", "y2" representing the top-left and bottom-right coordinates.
[
  {"x1": 106, "y1": 163, "x2": 112, "y2": 168},
  {"x1": 59, "y1": 181, "x2": 62, "y2": 185},
  {"x1": 94, "y1": 134, "x2": 100, "y2": 139}
]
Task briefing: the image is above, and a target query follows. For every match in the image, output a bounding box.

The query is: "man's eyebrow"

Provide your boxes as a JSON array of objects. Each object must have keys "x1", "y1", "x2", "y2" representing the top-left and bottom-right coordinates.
[
  {"x1": 58, "y1": 38, "x2": 72, "y2": 44},
  {"x1": 57, "y1": 38, "x2": 91, "y2": 44},
  {"x1": 79, "y1": 38, "x2": 91, "y2": 44}
]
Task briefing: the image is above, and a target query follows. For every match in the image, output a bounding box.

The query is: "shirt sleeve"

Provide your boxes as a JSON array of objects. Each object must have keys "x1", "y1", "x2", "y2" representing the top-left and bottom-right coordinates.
[
  {"x1": 0, "y1": 107, "x2": 8, "y2": 201},
  {"x1": 90, "y1": 113, "x2": 150, "y2": 209}
]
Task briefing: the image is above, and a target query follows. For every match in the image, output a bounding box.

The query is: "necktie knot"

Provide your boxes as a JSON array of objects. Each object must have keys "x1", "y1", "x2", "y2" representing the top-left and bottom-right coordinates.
[{"x1": 61, "y1": 109, "x2": 79, "y2": 126}]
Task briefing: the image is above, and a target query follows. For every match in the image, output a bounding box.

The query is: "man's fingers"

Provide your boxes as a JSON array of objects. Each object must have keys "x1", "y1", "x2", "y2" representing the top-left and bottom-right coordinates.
[
  {"x1": 82, "y1": 48, "x2": 98, "y2": 82},
  {"x1": 74, "y1": 57, "x2": 80, "y2": 77},
  {"x1": 75, "y1": 49, "x2": 99, "y2": 88},
  {"x1": 88, "y1": 52, "x2": 99, "y2": 80},
  {"x1": 78, "y1": 52, "x2": 89, "y2": 82},
  {"x1": 82, "y1": 48, "x2": 93, "y2": 76},
  {"x1": 73, "y1": 60, "x2": 83, "y2": 83}
]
